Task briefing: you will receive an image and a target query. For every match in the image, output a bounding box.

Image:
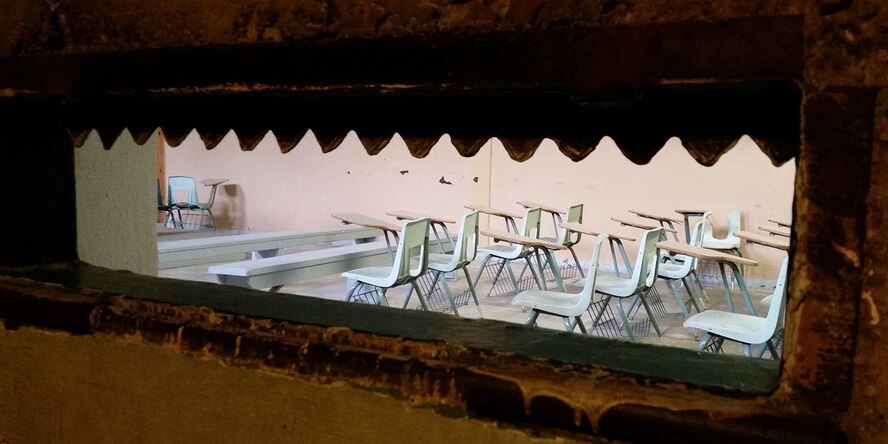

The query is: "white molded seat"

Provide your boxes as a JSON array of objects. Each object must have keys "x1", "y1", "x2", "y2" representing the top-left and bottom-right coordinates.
[
  {"x1": 700, "y1": 209, "x2": 743, "y2": 281},
  {"x1": 701, "y1": 209, "x2": 741, "y2": 252},
  {"x1": 512, "y1": 233, "x2": 607, "y2": 333},
  {"x1": 404, "y1": 211, "x2": 482, "y2": 317},
  {"x1": 343, "y1": 218, "x2": 431, "y2": 308},
  {"x1": 683, "y1": 256, "x2": 789, "y2": 358},
  {"x1": 593, "y1": 227, "x2": 664, "y2": 342},
  {"x1": 473, "y1": 207, "x2": 543, "y2": 295}
]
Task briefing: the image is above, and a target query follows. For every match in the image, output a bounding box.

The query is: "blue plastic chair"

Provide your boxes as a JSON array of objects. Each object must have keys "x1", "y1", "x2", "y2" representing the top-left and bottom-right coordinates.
[
  {"x1": 156, "y1": 179, "x2": 178, "y2": 228},
  {"x1": 167, "y1": 176, "x2": 217, "y2": 229}
]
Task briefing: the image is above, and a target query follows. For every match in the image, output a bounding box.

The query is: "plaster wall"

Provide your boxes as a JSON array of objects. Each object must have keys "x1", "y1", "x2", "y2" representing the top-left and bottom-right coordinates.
[
  {"x1": 166, "y1": 133, "x2": 792, "y2": 280},
  {"x1": 489, "y1": 137, "x2": 795, "y2": 280},
  {"x1": 75, "y1": 131, "x2": 157, "y2": 276},
  {"x1": 0, "y1": 325, "x2": 575, "y2": 444},
  {"x1": 165, "y1": 130, "x2": 490, "y2": 233}
]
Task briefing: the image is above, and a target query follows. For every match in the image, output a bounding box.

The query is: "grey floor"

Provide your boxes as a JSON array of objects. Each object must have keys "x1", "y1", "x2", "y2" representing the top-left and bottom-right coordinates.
[{"x1": 159, "y1": 231, "x2": 778, "y2": 358}]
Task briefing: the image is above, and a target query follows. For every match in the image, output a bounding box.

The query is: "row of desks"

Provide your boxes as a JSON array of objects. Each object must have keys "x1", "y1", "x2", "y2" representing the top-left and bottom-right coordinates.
[
  {"x1": 332, "y1": 211, "x2": 457, "y2": 262},
  {"x1": 332, "y1": 204, "x2": 790, "y2": 316}
]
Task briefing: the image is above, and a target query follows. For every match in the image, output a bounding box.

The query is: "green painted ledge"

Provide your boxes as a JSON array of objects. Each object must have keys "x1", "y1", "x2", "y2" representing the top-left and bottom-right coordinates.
[{"x1": 1, "y1": 262, "x2": 779, "y2": 394}]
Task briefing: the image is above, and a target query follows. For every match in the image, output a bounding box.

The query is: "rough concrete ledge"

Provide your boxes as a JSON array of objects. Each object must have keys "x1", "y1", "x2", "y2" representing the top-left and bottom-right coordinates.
[{"x1": 0, "y1": 262, "x2": 840, "y2": 443}]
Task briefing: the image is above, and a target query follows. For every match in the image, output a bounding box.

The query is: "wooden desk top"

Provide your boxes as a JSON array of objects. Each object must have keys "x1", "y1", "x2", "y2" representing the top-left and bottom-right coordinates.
[
  {"x1": 332, "y1": 213, "x2": 401, "y2": 232},
  {"x1": 675, "y1": 209, "x2": 707, "y2": 216},
  {"x1": 386, "y1": 210, "x2": 456, "y2": 225},
  {"x1": 199, "y1": 178, "x2": 228, "y2": 187},
  {"x1": 611, "y1": 217, "x2": 679, "y2": 233},
  {"x1": 465, "y1": 204, "x2": 523, "y2": 219},
  {"x1": 759, "y1": 226, "x2": 791, "y2": 238},
  {"x1": 558, "y1": 222, "x2": 636, "y2": 242},
  {"x1": 516, "y1": 200, "x2": 563, "y2": 214},
  {"x1": 481, "y1": 229, "x2": 566, "y2": 250},
  {"x1": 735, "y1": 230, "x2": 789, "y2": 251},
  {"x1": 629, "y1": 209, "x2": 683, "y2": 225},
  {"x1": 656, "y1": 241, "x2": 759, "y2": 267},
  {"x1": 768, "y1": 218, "x2": 791, "y2": 229}
]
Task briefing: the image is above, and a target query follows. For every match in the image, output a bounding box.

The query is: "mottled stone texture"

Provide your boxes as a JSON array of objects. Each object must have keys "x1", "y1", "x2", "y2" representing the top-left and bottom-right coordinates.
[
  {"x1": 850, "y1": 87, "x2": 888, "y2": 443},
  {"x1": 0, "y1": 0, "x2": 887, "y2": 442},
  {"x1": 788, "y1": 87, "x2": 874, "y2": 410},
  {"x1": 800, "y1": 2, "x2": 888, "y2": 440},
  {"x1": 1, "y1": 0, "x2": 802, "y2": 56},
  {"x1": 805, "y1": 0, "x2": 888, "y2": 87},
  {"x1": 0, "y1": 269, "x2": 825, "y2": 443}
]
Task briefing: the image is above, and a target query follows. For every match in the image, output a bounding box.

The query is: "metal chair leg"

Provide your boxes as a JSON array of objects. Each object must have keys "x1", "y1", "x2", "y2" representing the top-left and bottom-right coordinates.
[
  {"x1": 410, "y1": 282, "x2": 428, "y2": 311},
  {"x1": 690, "y1": 270, "x2": 710, "y2": 305},
  {"x1": 401, "y1": 282, "x2": 417, "y2": 308},
  {"x1": 504, "y1": 259, "x2": 520, "y2": 291},
  {"x1": 589, "y1": 295, "x2": 611, "y2": 327},
  {"x1": 345, "y1": 280, "x2": 363, "y2": 302},
  {"x1": 568, "y1": 246, "x2": 585, "y2": 278},
  {"x1": 563, "y1": 317, "x2": 576, "y2": 332},
  {"x1": 462, "y1": 267, "x2": 483, "y2": 318},
  {"x1": 575, "y1": 316, "x2": 587, "y2": 334},
  {"x1": 613, "y1": 298, "x2": 636, "y2": 342},
  {"x1": 437, "y1": 272, "x2": 460, "y2": 316},
  {"x1": 528, "y1": 255, "x2": 546, "y2": 290},
  {"x1": 665, "y1": 279, "x2": 690, "y2": 319},
  {"x1": 487, "y1": 258, "x2": 507, "y2": 297},
  {"x1": 697, "y1": 333, "x2": 714, "y2": 351},
  {"x1": 524, "y1": 310, "x2": 540, "y2": 326},
  {"x1": 637, "y1": 292, "x2": 663, "y2": 337},
  {"x1": 681, "y1": 276, "x2": 704, "y2": 313},
  {"x1": 378, "y1": 288, "x2": 390, "y2": 306}
]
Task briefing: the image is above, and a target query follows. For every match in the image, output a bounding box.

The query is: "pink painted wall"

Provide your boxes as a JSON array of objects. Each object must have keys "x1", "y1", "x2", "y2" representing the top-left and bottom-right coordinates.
[
  {"x1": 165, "y1": 131, "x2": 489, "y2": 232},
  {"x1": 488, "y1": 137, "x2": 794, "y2": 280},
  {"x1": 165, "y1": 133, "x2": 793, "y2": 280}
]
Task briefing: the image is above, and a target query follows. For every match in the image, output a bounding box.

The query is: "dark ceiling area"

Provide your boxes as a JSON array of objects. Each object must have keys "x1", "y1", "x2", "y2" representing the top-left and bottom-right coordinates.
[
  {"x1": 1, "y1": 15, "x2": 802, "y2": 164},
  {"x1": 48, "y1": 80, "x2": 799, "y2": 166}
]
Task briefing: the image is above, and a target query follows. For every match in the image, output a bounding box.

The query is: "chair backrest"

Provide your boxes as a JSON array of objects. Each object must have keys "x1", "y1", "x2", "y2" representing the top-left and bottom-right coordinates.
[
  {"x1": 671, "y1": 212, "x2": 712, "y2": 274},
  {"x1": 389, "y1": 218, "x2": 431, "y2": 286},
  {"x1": 167, "y1": 176, "x2": 199, "y2": 206},
  {"x1": 156, "y1": 179, "x2": 166, "y2": 208},
  {"x1": 570, "y1": 233, "x2": 608, "y2": 313},
  {"x1": 491, "y1": 207, "x2": 541, "y2": 258},
  {"x1": 727, "y1": 209, "x2": 742, "y2": 233},
  {"x1": 630, "y1": 228, "x2": 664, "y2": 292},
  {"x1": 703, "y1": 209, "x2": 741, "y2": 244},
  {"x1": 557, "y1": 204, "x2": 583, "y2": 245},
  {"x1": 522, "y1": 207, "x2": 542, "y2": 239},
  {"x1": 451, "y1": 211, "x2": 480, "y2": 267},
  {"x1": 750, "y1": 256, "x2": 789, "y2": 344}
]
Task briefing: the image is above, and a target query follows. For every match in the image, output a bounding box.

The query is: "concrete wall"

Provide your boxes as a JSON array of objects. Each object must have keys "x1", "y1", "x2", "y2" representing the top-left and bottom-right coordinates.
[
  {"x1": 0, "y1": 325, "x2": 569, "y2": 444},
  {"x1": 166, "y1": 133, "x2": 793, "y2": 280},
  {"x1": 76, "y1": 131, "x2": 157, "y2": 276}
]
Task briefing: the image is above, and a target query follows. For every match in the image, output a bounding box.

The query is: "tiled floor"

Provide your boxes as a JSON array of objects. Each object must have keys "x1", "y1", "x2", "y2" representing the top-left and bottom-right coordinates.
[{"x1": 159, "y1": 234, "x2": 779, "y2": 358}]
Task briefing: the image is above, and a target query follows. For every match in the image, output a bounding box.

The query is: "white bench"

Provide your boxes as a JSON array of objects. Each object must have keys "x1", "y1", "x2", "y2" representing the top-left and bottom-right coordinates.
[
  {"x1": 209, "y1": 241, "x2": 391, "y2": 291},
  {"x1": 158, "y1": 226, "x2": 382, "y2": 269}
]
